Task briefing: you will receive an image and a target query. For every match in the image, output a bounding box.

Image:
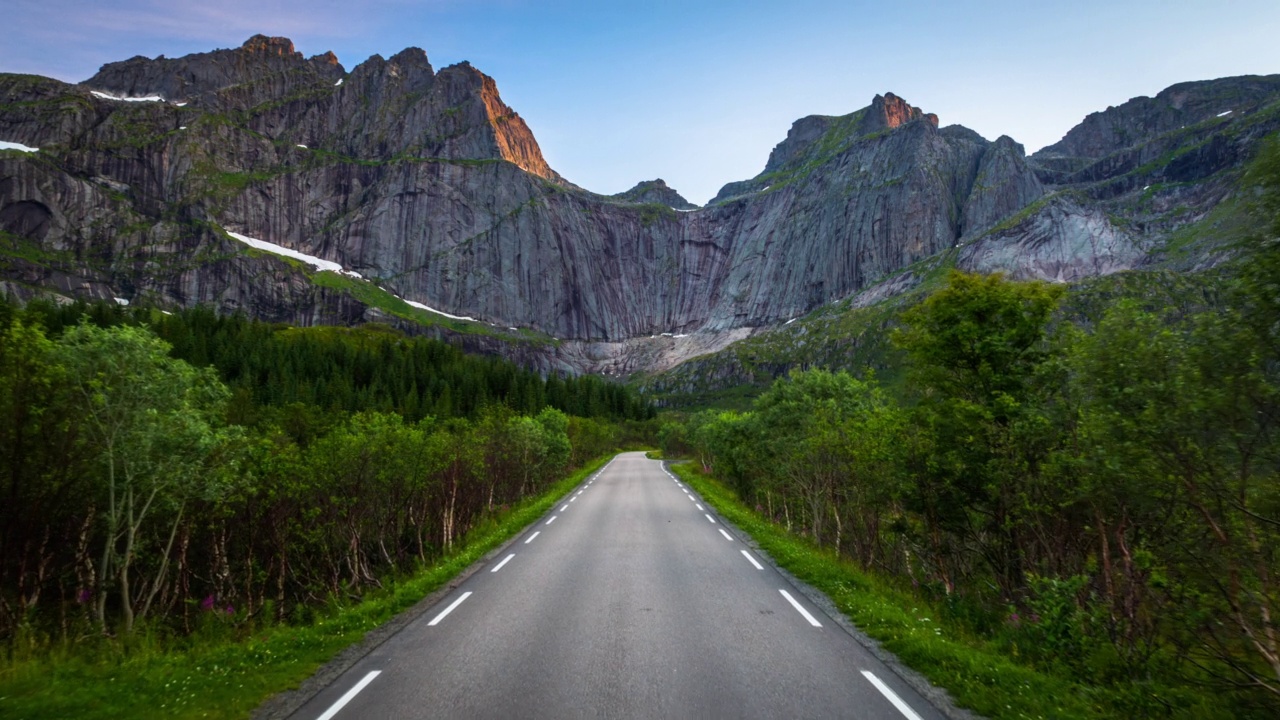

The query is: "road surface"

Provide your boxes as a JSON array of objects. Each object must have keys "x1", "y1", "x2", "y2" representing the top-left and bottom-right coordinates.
[{"x1": 287, "y1": 452, "x2": 950, "y2": 720}]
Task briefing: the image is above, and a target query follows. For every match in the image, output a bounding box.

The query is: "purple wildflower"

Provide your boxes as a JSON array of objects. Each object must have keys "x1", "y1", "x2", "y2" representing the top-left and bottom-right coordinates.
[{"x1": 201, "y1": 594, "x2": 215, "y2": 611}]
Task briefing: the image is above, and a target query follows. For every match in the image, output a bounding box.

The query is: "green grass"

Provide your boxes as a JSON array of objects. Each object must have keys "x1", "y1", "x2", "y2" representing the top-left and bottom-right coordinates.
[
  {"x1": 0, "y1": 456, "x2": 614, "y2": 720},
  {"x1": 306, "y1": 270, "x2": 555, "y2": 345},
  {"x1": 671, "y1": 462, "x2": 1233, "y2": 720}
]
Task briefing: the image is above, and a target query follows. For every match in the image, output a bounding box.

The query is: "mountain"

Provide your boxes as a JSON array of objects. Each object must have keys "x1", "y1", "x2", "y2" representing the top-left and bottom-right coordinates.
[
  {"x1": 611, "y1": 179, "x2": 697, "y2": 210},
  {"x1": 2, "y1": 36, "x2": 1278, "y2": 374}
]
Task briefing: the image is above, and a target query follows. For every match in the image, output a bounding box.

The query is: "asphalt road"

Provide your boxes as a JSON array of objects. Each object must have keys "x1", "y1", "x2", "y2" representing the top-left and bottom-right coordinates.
[{"x1": 287, "y1": 452, "x2": 950, "y2": 720}]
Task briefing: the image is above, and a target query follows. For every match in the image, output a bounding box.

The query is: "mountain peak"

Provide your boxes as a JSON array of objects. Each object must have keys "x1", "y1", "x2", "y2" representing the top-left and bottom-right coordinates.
[
  {"x1": 84, "y1": 35, "x2": 344, "y2": 102},
  {"x1": 860, "y1": 92, "x2": 938, "y2": 133},
  {"x1": 613, "y1": 179, "x2": 697, "y2": 210},
  {"x1": 240, "y1": 34, "x2": 299, "y2": 57}
]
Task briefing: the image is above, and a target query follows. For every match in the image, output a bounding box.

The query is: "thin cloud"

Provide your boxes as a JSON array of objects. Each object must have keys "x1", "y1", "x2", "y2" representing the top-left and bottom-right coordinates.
[{"x1": 8, "y1": 0, "x2": 383, "y2": 79}]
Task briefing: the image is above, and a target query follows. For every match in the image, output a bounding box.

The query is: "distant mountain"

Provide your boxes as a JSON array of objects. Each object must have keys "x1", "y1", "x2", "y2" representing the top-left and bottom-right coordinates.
[
  {"x1": 2, "y1": 36, "x2": 1277, "y2": 373},
  {"x1": 611, "y1": 179, "x2": 697, "y2": 210}
]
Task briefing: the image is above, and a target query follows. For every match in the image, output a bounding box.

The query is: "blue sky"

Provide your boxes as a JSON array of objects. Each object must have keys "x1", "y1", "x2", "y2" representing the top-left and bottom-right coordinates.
[{"x1": 6, "y1": 1, "x2": 1280, "y2": 204}]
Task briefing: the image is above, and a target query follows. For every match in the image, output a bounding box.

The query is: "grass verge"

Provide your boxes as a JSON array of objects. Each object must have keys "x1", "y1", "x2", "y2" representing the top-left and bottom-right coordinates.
[
  {"x1": 671, "y1": 461, "x2": 1227, "y2": 720},
  {"x1": 308, "y1": 271, "x2": 555, "y2": 345},
  {"x1": 0, "y1": 456, "x2": 613, "y2": 720}
]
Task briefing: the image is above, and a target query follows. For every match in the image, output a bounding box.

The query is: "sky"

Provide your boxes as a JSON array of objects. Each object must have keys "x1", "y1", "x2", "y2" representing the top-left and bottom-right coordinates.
[{"x1": 5, "y1": 0, "x2": 1280, "y2": 205}]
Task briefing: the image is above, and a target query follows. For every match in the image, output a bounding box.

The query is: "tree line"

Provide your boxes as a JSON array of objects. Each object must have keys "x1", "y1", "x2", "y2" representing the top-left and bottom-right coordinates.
[
  {"x1": 660, "y1": 143, "x2": 1280, "y2": 714},
  {"x1": 0, "y1": 303, "x2": 654, "y2": 640}
]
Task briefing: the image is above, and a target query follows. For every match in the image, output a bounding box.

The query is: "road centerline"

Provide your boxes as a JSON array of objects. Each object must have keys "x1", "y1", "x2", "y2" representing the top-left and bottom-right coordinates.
[
  {"x1": 862, "y1": 670, "x2": 925, "y2": 720},
  {"x1": 491, "y1": 554, "x2": 515, "y2": 573},
  {"x1": 718, "y1": 528, "x2": 733, "y2": 541},
  {"x1": 741, "y1": 550, "x2": 764, "y2": 570},
  {"x1": 427, "y1": 592, "x2": 473, "y2": 626},
  {"x1": 546, "y1": 515, "x2": 557, "y2": 526},
  {"x1": 525, "y1": 531, "x2": 541, "y2": 544},
  {"x1": 315, "y1": 670, "x2": 381, "y2": 720},
  {"x1": 779, "y1": 589, "x2": 823, "y2": 627}
]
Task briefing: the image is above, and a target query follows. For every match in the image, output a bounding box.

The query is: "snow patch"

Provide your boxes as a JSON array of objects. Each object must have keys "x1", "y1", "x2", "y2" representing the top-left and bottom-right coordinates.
[
  {"x1": 675, "y1": 207, "x2": 698, "y2": 212},
  {"x1": 401, "y1": 299, "x2": 476, "y2": 322},
  {"x1": 335, "y1": 78, "x2": 344, "y2": 87},
  {"x1": 508, "y1": 327, "x2": 518, "y2": 331},
  {"x1": 0, "y1": 140, "x2": 38, "y2": 153},
  {"x1": 296, "y1": 144, "x2": 308, "y2": 149},
  {"x1": 1217, "y1": 110, "x2": 1233, "y2": 117},
  {"x1": 91, "y1": 90, "x2": 164, "y2": 102},
  {"x1": 174, "y1": 102, "x2": 188, "y2": 107},
  {"x1": 114, "y1": 297, "x2": 130, "y2": 306},
  {"x1": 225, "y1": 230, "x2": 362, "y2": 278},
  {"x1": 673, "y1": 333, "x2": 689, "y2": 338},
  {"x1": 179, "y1": 126, "x2": 187, "y2": 130},
  {"x1": 785, "y1": 318, "x2": 797, "y2": 325}
]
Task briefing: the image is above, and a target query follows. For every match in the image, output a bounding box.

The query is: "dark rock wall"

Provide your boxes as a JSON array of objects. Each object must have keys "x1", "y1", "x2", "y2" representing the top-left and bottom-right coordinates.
[{"x1": 3, "y1": 37, "x2": 1279, "y2": 372}]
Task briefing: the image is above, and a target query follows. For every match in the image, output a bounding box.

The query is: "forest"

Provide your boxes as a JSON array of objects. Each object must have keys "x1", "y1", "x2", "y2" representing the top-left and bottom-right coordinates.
[
  {"x1": 0, "y1": 302, "x2": 655, "y2": 641},
  {"x1": 659, "y1": 141, "x2": 1280, "y2": 714}
]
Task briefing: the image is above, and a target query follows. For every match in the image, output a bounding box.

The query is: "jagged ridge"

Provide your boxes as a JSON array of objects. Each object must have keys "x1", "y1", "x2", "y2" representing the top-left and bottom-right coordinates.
[{"x1": 2, "y1": 36, "x2": 1278, "y2": 375}]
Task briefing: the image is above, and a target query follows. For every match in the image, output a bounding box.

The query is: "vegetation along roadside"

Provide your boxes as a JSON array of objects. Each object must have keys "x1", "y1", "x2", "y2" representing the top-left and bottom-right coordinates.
[
  {"x1": 0, "y1": 299, "x2": 656, "y2": 718},
  {"x1": 654, "y1": 138, "x2": 1280, "y2": 719}
]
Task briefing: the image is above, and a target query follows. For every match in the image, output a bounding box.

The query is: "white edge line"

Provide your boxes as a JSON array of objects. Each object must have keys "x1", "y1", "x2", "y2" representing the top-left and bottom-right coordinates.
[
  {"x1": 779, "y1": 589, "x2": 822, "y2": 627},
  {"x1": 427, "y1": 591, "x2": 473, "y2": 626},
  {"x1": 525, "y1": 531, "x2": 541, "y2": 544},
  {"x1": 718, "y1": 528, "x2": 733, "y2": 541},
  {"x1": 546, "y1": 515, "x2": 557, "y2": 525},
  {"x1": 705, "y1": 514, "x2": 717, "y2": 524},
  {"x1": 315, "y1": 670, "x2": 381, "y2": 720},
  {"x1": 741, "y1": 549, "x2": 764, "y2": 570},
  {"x1": 491, "y1": 553, "x2": 515, "y2": 573},
  {"x1": 861, "y1": 670, "x2": 925, "y2": 720}
]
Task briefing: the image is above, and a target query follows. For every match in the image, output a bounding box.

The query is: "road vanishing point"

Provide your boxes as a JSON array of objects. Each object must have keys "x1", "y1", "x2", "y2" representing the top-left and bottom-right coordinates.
[{"x1": 287, "y1": 452, "x2": 950, "y2": 720}]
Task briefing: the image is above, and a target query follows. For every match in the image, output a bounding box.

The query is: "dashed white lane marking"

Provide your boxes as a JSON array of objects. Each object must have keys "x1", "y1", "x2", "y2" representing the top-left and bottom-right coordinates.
[
  {"x1": 428, "y1": 592, "x2": 473, "y2": 626},
  {"x1": 546, "y1": 515, "x2": 557, "y2": 526},
  {"x1": 560, "y1": 504, "x2": 568, "y2": 512},
  {"x1": 683, "y1": 489, "x2": 690, "y2": 495},
  {"x1": 525, "y1": 531, "x2": 541, "y2": 544},
  {"x1": 718, "y1": 528, "x2": 733, "y2": 541},
  {"x1": 861, "y1": 671, "x2": 925, "y2": 720},
  {"x1": 315, "y1": 670, "x2": 381, "y2": 720},
  {"x1": 704, "y1": 514, "x2": 717, "y2": 524},
  {"x1": 491, "y1": 553, "x2": 515, "y2": 573},
  {"x1": 687, "y1": 496, "x2": 696, "y2": 503},
  {"x1": 696, "y1": 503, "x2": 704, "y2": 510},
  {"x1": 741, "y1": 550, "x2": 764, "y2": 570},
  {"x1": 779, "y1": 589, "x2": 822, "y2": 627},
  {"x1": 570, "y1": 496, "x2": 578, "y2": 503}
]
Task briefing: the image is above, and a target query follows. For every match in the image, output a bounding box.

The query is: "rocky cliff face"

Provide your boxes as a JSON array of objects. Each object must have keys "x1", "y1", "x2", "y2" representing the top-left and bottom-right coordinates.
[{"x1": 2, "y1": 37, "x2": 1277, "y2": 374}]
